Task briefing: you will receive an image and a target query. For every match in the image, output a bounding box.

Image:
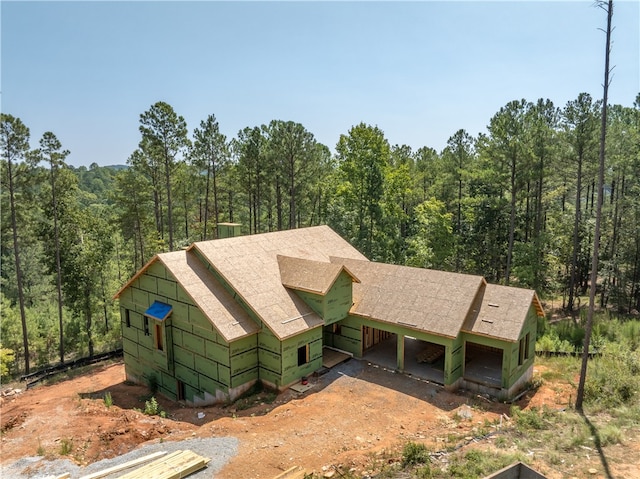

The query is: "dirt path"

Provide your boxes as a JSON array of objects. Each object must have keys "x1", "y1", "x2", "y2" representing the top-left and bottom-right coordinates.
[{"x1": 0, "y1": 359, "x2": 631, "y2": 478}]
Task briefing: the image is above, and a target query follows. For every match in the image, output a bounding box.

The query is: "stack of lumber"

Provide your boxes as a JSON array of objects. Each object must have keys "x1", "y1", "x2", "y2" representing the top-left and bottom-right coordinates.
[
  {"x1": 116, "y1": 450, "x2": 210, "y2": 479},
  {"x1": 272, "y1": 466, "x2": 307, "y2": 479}
]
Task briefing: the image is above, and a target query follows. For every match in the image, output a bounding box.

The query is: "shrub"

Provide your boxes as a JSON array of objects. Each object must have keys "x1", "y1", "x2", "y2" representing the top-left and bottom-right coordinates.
[
  {"x1": 584, "y1": 344, "x2": 640, "y2": 407},
  {"x1": 0, "y1": 347, "x2": 15, "y2": 381},
  {"x1": 401, "y1": 441, "x2": 430, "y2": 467},
  {"x1": 59, "y1": 438, "x2": 73, "y2": 455},
  {"x1": 143, "y1": 396, "x2": 164, "y2": 416},
  {"x1": 103, "y1": 392, "x2": 113, "y2": 408}
]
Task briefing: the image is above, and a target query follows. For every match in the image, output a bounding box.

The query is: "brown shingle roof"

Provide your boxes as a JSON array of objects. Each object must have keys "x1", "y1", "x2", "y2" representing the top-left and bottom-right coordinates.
[
  {"x1": 114, "y1": 251, "x2": 259, "y2": 342},
  {"x1": 277, "y1": 255, "x2": 360, "y2": 295},
  {"x1": 330, "y1": 257, "x2": 486, "y2": 339},
  {"x1": 463, "y1": 283, "x2": 544, "y2": 342},
  {"x1": 189, "y1": 225, "x2": 368, "y2": 340}
]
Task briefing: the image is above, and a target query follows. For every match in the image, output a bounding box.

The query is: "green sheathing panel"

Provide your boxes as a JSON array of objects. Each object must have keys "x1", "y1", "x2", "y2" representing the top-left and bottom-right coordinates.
[
  {"x1": 295, "y1": 272, "x2": 353, "y2": 326},
  {"x1": 322, "y1": 272, "x2": 354, "y2": 324},
  {"x1": 281, "y1": 327, "x2": 323, "y2": 386},
  {"x1": 258, "y1": 328, "x2": 282, "y2": 386},
  {"x1": 330, "y1": 315, "x2": 363, "y2": 355},
  {"x1": 118, "y1": 260, "x2": 251, "y2": 403},
  {"x1": 505, "y1": 305, "x2": 538, "y2": 389},
  {"x1": 230, "y1": 335, "x2": 259, "y2": 388}
]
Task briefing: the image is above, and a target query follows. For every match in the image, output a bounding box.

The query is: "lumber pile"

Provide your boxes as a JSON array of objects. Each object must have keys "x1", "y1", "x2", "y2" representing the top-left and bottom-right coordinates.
[
  {"x1": 272, "y1": 466, "x2": 307, "y2": 479},
  {"x1": 115, "y1": 450, "x2": 210, "y2": 479}
]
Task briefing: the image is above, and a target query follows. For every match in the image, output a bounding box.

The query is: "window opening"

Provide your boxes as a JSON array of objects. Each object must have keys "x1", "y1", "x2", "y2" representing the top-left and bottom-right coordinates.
[
  {"x1": 124, "y1": 309, "x2": 130, "y2": 328},
  {"x1": 143, "y1": 316, "x2": 150, "y2": 336},
  {"x1": 155, "y1": 323, "x2": 163, "y2": 351},
  {"x1": 297, "y1": 344, "x2": 310, "y2": 366}
]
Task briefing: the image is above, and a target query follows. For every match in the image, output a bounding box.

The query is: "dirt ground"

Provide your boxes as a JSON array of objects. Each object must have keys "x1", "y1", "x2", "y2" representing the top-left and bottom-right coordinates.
[{"x1": 0, "y1": 359, "x2": 637, "y2": 479}]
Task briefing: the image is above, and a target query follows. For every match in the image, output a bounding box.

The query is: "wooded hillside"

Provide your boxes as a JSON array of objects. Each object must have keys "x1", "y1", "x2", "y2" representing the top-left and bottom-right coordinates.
[{"x1": 1, "y1": 93, "x2": 639, "y2": 376}]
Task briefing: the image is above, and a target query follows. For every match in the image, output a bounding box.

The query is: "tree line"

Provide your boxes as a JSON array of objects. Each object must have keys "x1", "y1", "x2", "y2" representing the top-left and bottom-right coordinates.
[{"x1": 2, "y1": 92, "x2": 639, "y2": 376}]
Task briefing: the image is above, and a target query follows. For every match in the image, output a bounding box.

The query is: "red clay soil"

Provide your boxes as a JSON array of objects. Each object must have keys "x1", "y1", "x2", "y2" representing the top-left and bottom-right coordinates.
[{"x1": 0, "y1": 361, "x2": 637, "y2": 479}]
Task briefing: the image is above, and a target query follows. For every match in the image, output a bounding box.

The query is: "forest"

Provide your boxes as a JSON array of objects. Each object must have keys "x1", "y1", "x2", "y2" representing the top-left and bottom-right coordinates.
[{"x1": 1, "y1": 92, "x2": 639, "y2": 377}]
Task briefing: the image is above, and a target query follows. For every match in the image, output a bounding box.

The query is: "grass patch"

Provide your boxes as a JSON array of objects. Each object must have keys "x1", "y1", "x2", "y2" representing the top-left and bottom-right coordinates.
[
  {"x1": 446, "y1": 450, "x2": 525, "y2": 479},
  {"x1": 59, "y1": 438, "x2": 73, "y2": 455},
  {"x1": 103, "y1": 391, "x2": 113, "y2": 408},
  {"x1": 402, "y1": 441, "x2": 430, "y2": 467}
]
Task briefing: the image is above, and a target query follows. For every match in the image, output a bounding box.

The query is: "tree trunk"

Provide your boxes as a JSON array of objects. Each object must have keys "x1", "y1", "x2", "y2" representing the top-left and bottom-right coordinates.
[
  {"x1": 50, "y1": 163, "x2": 65, "y2": 364},
  {"x1": 7, "y1": 158, "x2": 30, "y2": 374},
  {"x1": 164, "y1": 152, "x2": 174, "y2": 251},
  {"x1": 568, "y1": 153, "x2": 583, "y2": 311},
  {"x1": 505, "y1": 154, "x2": 517, "y2": 285},
  {"x1": 576, "y1": 0, "x2": 612, "y2": 412}
]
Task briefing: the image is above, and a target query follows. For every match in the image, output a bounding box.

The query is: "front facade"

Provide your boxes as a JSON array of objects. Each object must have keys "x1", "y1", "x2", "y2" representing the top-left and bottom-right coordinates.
[{"x1": 115, "y1": 225, "x2": 544, "y2": 404}]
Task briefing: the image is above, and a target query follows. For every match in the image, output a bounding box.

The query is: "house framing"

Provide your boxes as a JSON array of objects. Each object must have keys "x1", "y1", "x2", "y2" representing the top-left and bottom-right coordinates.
[{"x1": 114, "y1": 225, "x2": 544, "y2": 404}]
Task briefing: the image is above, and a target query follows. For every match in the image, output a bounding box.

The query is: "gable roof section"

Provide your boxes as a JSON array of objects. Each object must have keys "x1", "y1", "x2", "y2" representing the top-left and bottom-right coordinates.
[
  {"x1": 277, "y1": 255, "x2": 360, "y2": 295},
  {"x1": 331, "y1": 257, "x2": 486, "y2": 339},
  {"x1": 114, "y1": 250, "x2": 259, "y2": 342},
  {"x1": 189, "y1": 225, "x2": 368, "y2": 340},
  {"x1": 462, "y1": 283, "x2": 544, "y2": 342}
]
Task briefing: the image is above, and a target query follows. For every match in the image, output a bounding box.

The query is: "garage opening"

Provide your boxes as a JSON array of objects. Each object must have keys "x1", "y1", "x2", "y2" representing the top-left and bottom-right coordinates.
[
  {"x1": 403, "y1": 338, "x2": 445, "y2": 384},
  {"x1": 464, "y1": 342, "x2": 503, "y2": 388},
  {"x1": 361, "y1": 326, "x2": 396, "y2": 369}
]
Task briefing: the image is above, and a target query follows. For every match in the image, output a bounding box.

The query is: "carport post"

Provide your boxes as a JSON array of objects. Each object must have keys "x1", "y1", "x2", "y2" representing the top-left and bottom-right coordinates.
[{"x1": 396, "y1": 335, "x2": 405, "y2": 371}]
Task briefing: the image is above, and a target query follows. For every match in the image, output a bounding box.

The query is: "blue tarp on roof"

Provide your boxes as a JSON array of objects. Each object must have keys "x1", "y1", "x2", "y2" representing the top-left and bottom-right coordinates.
[{"x1": 145, "y1": 301, "x2": 172, "y2": 321}]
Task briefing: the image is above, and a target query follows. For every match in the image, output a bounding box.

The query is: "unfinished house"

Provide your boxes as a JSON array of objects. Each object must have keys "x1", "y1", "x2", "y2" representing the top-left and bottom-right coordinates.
[{"x1": 114, "y1": 225, "x2": 544, "y2": 404}]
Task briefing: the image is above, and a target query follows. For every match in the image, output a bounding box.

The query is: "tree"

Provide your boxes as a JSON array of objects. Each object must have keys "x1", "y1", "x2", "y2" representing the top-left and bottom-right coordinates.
[
  {"x1": 190, "y1": 114, "x2": 228, "y2": 239},
  {"x1": 139, "y1": 101, "x2": 189, "y2": 251},
  {"x1": 37, "y1": 131, "x2": 70, "y2": 364},
  {"x1": 406, "y1": 198, "x2": 454, "y2": 270},
  {"x1": 266, "y1": 120, "x2": 318, "y2": 229},
  {"x1": 333, "y1": 123, "x2": 390, "y2": 259},
  {"x1": 0, "y1": 114, "x2": 32, "y2": 373},
  {"x1": 441, "y1": 130, "x2": 475, "y2": 271},
  {"x1": 562, "y1": 93, "x2": 600, "y2": 311},
  {"x1": 233, "y1": 126, "x2": 267, "y2": 233},
  {"x1": 526, "y1": 99, "x2": 559, "y2": 291},
  {"x1": 485, "y1": 99, "x2": 531, "y2": 285},
  {"x1": 576, "y1": 0, "x2": 613, "y2": 412}
]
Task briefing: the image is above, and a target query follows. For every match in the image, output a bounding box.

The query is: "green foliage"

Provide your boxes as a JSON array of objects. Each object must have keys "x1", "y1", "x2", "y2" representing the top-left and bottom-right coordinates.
[
  {"x1": 510, "y1": 405, "x2": 554, "y2": 431},
  {"x1": 584, "y1": 342, "x2": 640, "y2": 407},
  {"x1": 0, "y1": 347, "x2": 15, "y2": 381},
  {"x1": 143, "y1": 396, "x2": 164, "y2": 416},
  {"x1": 401, "y1": 441, "x2": 430, "y2": 467},
  {"x1": 59, "y1": 438, "x2": 73, "y2": 455},
  {"x1": 406, "y1": 198, "x2": 454, "y2": 270},
  {"x1": 103, "y1": 392, "x2": 113, "y2": 408},
  {"x1": 446, "y1": 450, "x2": 525, "y2": 479}
]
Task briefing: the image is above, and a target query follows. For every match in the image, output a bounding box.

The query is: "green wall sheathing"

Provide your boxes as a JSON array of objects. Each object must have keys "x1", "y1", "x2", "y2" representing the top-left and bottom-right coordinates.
[
  {"x1": 281, "y1": 327, "x2": 323, "y2": 386},
  {"x1": 328, "y1": 315, "x2": 362, "y2": 355},
  {"x1": 119, "y1": 260, "x2": 246, "y2": 403},
  {"x1": 258, "y1": 328, "x2": 282, "y2": 386},
  {"x1": 506, "y1": 306, "x2": 537, "y2": 389},
  {"x1": 295, "y1": 272, "x2": 353, "y2": 326},
  {"x1": 322, "y1": 272, "x2": 353, "y2": 324}
]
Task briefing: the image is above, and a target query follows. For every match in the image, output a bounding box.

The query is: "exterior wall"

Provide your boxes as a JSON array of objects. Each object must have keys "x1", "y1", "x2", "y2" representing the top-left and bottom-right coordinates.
[
  {"x1": 281, "y1": 327, "x2": 323, "y2": 387},
  {"x1": 119, "y1": 261, "x2": 259, "y2": 404},
  {"x1": 505, "y1": 305, "x2": 538, "y2": 390},
  {"x1": 295, "y1": 271, "x2": 353, "y2": 326}
]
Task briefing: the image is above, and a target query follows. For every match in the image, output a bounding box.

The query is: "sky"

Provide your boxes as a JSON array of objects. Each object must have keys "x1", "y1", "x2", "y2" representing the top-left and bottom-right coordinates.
[{"x1": 1, "y1": 1, "x2": 639, "y2": 168}]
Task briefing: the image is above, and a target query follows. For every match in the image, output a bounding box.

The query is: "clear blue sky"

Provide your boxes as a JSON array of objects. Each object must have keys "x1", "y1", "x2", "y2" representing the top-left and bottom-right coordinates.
[{"x1": 2, "y1": 1, "x2": 639, "y2": 167}]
